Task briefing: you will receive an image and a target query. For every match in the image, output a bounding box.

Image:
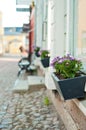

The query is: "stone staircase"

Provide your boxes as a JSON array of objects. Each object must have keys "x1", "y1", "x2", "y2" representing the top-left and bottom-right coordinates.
[{"x1": 13, "y1": 66, "x2": 45, "y2": 92}]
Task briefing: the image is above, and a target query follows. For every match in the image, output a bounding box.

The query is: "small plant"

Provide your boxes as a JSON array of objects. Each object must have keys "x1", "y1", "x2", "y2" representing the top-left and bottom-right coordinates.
[
  {"x1": 39, "y1": 50, "x2": 50, "y2": 59},
  {"x1": 43, "y1": 96, "x2": 50, "y2": 106},
  {"x1": 51, "y1": 54, "x2": 83, "y2": 79},
  {"x1": 34, "y1": 46, "x2": 40, "y2": 57},
  {"x1": 34, "y1": 46, "x2": 40, "y2": 53}
]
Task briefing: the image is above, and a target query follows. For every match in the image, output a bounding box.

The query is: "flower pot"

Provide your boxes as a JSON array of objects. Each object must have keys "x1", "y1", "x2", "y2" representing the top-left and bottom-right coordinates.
[
  {"x1": 41, "y1": 57, "x2": 50, "y2": 68},
  {"x1": 52, "y1": 73, "x2": 86, "y2": 100},
  {"x1": 35, "y1": 52, "x2": 40, "y2": 57}
]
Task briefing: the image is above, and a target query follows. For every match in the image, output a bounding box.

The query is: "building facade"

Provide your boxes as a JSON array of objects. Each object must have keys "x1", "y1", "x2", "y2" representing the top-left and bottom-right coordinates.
[
  {"x1": 34, "y1": 1, "x2": 86, "y2": 129},
  {"x1": 77, "y1": 0, "x2": 86, "y2": 56},
  {"x1": 3, "y1": 27, "x2": 27, "y2": 54},
  {"x1": 35, "y1": 0, "x2": 48, "y2": 49},
  {"x1": 0, "y1": 11, "x2": 4, "y2": 55}
]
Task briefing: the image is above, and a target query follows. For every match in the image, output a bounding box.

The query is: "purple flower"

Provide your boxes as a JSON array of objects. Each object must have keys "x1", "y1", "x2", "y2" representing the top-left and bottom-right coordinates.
[
  {"x1": 66, "y1": 53, "x2": 71, "y2": 57},
  {"x1": 58, "y1": 58, "x2": 64, "y2": 63},
  {"x1": 50, "y1": 56, "x2": 60, "y2": 66},
  {"x1": 38, "y1": 50, "x2": 42, "y2": 55}
]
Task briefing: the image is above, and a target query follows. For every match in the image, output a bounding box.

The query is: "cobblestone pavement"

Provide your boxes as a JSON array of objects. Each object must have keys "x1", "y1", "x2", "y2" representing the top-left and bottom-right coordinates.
[{"x1": 0, "y1": 55, "x2": 66, "y2": 130}]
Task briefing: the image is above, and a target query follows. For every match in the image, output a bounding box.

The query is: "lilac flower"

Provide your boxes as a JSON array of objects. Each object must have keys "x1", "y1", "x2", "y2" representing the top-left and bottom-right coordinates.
[
  {"x1": 50, "y1": 56, "x2": 60, "y2": 66},
  {"x1": 68, "y1": 55, "x2": 75, "y2": 60},
  {"x1": 67, "y1": 53, "x2": 71, "y2": 57},
  {"x1": 76, "y1": 58, "x2": 81, "y2": 62},
  {"x1": 58, "y1": 58, "x2": 64, "y2": 63},
  {"x1": 39, "y1": 50, "x2": 43, "y2": 55}
]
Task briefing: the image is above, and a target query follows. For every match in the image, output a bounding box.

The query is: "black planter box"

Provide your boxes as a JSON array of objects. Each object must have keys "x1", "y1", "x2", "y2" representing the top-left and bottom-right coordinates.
[
  {"x1": 52, "y1": 73, "x2": 86, "y2": 100},
  {"x1": 41, "y1": 57, "x2": 50, "y2": 68}
]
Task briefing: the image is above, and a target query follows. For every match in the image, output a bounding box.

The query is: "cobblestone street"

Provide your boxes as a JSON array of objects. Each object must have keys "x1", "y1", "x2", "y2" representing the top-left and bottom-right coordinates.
[{"x1": 0, "y1": 55, "x2": 66, "y2": 130}]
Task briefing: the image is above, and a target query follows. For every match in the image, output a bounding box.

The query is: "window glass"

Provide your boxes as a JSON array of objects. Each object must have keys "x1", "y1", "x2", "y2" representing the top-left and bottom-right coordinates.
[
  {"x1": 16, "y1": 8, "x2": 29, "y2": 12},
  {"x1": 16, "y1": 0, "x2": 30, "y2": 5},
  {"x1": 77, "y1": 0, "x2": 86, "y2": 57}
]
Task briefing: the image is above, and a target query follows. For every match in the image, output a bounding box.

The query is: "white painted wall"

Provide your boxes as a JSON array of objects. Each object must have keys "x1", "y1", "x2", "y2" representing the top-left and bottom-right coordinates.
[
  {"x1": 35, "y1": 0, "x2": 77, "y2": 59},
  {"x1": 35, "y1": 0, "x2": 48, "y2": 49},
  {"x1": 47, "y1": 0, "x2": 65, "y2": 61},
  {"x1": 47, "y1": 0, "x2": 78, "y2": 60},
  {"x1": 42, "y1": 0, "x2": 48, "y2": 49},
  {"x1": 54, "y1": 0, "x2": 65, "y2": 56}
]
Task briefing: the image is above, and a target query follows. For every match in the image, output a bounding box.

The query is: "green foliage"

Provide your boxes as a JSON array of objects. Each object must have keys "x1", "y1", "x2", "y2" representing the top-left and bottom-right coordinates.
[
  {"x1": 40, "y1": 50, "x2": 50, "y2": 59},
  {"x1": 34, "y1": 46, "x2": 40, "y2": 53},
  {"x1": 43, "y1": 96, "x2": 50, "y2": 106}
]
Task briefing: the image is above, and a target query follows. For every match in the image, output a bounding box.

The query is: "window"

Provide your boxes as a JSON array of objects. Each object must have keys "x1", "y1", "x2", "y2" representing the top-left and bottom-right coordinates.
[
  {"x1": 16, "y1": 8, "x2": 29, "y2": 12},
  {"x1": 77, "y1": 0, "x2": 86, "y2": 57},
  {"x1": 16, "y1": 0, "x2": 30, "y2": 5},
  {"x1": 42, "y1": 22, "x2": 47, "y2": 41}
]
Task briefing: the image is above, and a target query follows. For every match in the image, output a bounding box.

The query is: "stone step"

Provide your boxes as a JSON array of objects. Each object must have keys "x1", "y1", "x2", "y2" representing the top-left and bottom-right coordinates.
[
  {"x1": 28, "y1": 76, "x2": 45, "y2": 86},
  {"x1": 13, "y1": 79, "x2": 29, "y2": 92}
]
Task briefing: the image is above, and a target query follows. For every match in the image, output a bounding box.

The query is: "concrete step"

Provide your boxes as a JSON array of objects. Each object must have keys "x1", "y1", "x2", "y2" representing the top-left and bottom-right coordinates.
[
  {"x1": 13, "y1": 79, "x2": 29, "y2": 92},
  {"x1": 28, "y1": 76, "x2": 45, "y2": 86}
]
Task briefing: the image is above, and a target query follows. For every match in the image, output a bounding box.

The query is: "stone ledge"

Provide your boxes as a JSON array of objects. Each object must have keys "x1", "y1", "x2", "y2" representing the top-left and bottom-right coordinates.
[
  {"x1": 73, "y1": 96, "x2": 86, "y2": 116},
  {"x1": 47, "y1": 90, "x2": 86, "y2": 130},
  {"x1": 13, "y1": 79, "x2": 29, "y2": 92},
  {"x1": 45, "y1": 71, "x2": 57, "y2": 90},
  {"x1": 28, "y1": 76, "x2": 45, "y2": 86}
]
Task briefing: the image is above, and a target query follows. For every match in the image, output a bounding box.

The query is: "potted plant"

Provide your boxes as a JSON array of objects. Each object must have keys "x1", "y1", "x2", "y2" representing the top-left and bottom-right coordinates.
[
  {"x1": 50, "y1": 54, "x2": 86, "y2": 100},
  {"x1": 34, "y1": 46, "x2": 40, "y2": 57},
  {"x1": 39, "y1": 50, "x2": 50, "y2": 68}
]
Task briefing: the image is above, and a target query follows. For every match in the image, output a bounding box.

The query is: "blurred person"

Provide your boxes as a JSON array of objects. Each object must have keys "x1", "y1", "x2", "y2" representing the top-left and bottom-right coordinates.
[
  {"x1": 19, "y1": 45, "x2": 33, "y2": 63},
  {"x1": 19, "y1": 46, "x2": 28, "y2": 58}
]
